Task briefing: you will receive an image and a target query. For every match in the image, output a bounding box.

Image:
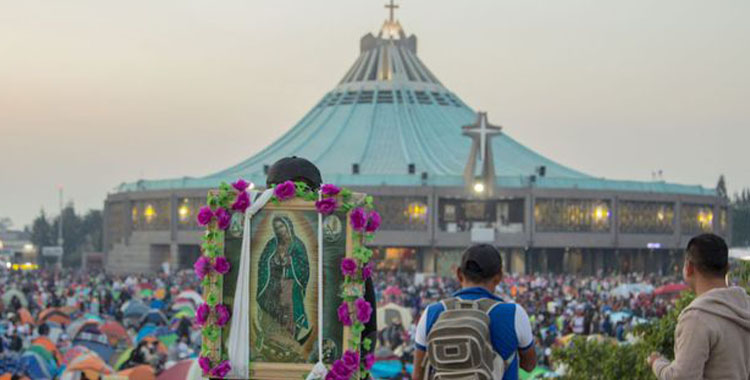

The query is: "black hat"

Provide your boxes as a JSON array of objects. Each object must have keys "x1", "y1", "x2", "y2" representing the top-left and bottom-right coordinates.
[
  {"x1": 460, "y1": 244, "x2": 503, "y2": 280},
  {"x1": 266, "y1": 156, "x2": 323, "y2": 190}
]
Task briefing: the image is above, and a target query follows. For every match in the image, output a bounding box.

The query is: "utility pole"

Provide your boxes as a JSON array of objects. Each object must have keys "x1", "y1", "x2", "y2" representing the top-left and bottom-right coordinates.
[{"x1": 58, "y1": 185, "x2": 64, "y2": 247}]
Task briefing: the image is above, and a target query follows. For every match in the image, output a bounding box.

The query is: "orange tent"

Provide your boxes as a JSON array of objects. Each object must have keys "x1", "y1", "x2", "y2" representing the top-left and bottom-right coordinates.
[
  {"x1": 17, "y1": 308, "x2": 34, "y2": 325},
  {"x1": 101, "y1": 321, "x2": 130, "y2": 346},
  {"x1": 117, "y1": 364, "x2": 156, "y2": 380},
  {"x1": 65, "y1": 352, "x2": 114, "y2": 376},
  {"x1": 38, "y1": 307, "x2": 72, "y2": 325},
  {"x1": 0, "y1": 374, "x2": 30, "y2": 380},
  {"x1": 32, "y1": 336, "x2": 63, "y2": 364}
]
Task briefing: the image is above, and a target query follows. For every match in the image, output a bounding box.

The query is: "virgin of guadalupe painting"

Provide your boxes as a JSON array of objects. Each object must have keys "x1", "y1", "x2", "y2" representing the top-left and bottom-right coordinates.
[{"x1": 256, "y1": 215, "x2": 312, "y2": 347}]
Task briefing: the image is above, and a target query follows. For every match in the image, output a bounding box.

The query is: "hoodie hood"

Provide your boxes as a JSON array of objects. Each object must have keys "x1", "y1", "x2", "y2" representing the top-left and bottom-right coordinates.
[{"x1": 686, "y1": 286, "x2": 750, "y2": 332}]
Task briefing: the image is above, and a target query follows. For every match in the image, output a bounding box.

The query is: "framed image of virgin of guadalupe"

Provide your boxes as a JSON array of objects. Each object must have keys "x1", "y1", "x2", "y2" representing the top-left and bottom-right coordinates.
[{"x1": 219, "y1": 196, "x2": 353, "y2": 379}]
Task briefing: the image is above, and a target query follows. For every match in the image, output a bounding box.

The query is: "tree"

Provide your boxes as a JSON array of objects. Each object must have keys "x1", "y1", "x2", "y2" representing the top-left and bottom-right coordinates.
[
  {"x1": 717, "y1": 175, "x2": 728, "y2": 201},
  {"x1": 30, "y1": 210, "x2": 55, "y2": 249},
  {"x1": 82, "y1": 210, "x2": 103, "y2": 252},
  {"x1": 732, "y1": 189, "x2": 750, "y2": 246},
  {"x1": 0, "y1": 217, "x2": 12, "y2": 232}
]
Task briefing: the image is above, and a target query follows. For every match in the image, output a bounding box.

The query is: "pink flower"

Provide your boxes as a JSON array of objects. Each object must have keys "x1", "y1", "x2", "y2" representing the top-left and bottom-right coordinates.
[
  {"x1": 362, "y1": 262, "x2": 373, "y2": 280},
  {"x1": 331, "y1": 359, "x2": 353, "y2": 379},
  {"x1": 215, "y1": 304, "x2": 230, "y2": 327},
  {"x1": 355, "y1": 298, "x2": 372, "y2": 324},
  {"x1": 365, "y1": 211, "x2": 381, "y2": 233},
  {"x1": 215, "y1": 207, "x2": 231, "y2": 230},
  {"x1": 194, "y1": 256, "x2": 211, "y2": 280},
  {"x1": 364, "y1": 353, "x2": 375, "y2": 370},
  {"x1": 196, "y1": 206, "x2": 214, "y2": 226},
  {"x1": 315, "y1": 198, "x2": 338, "y2": 215},
  {"x1": 350, "y1": 207, "x2": 367, "y2": 231},
  {"x1": 231, "y1": 179, "x2": 250, "y2": 192},
  {"x1": 274, "y1": 180, "x2": 296, "y2": 201},
  {"x1": 320, "y1": 184, "x2": 341, "y2": 197},
  {"x1": 231, "y1": 191, "x2": 251, "y2": 213},
  {"x1": 341, "y1": 350, "x2": 360, "y2": 371},
  {"x1": 198, "y1": 356, "x2": 211, "y2": 374},
  {"x1": 196, "y1": 303, "x2": 210, "y2": 326},
  {"x1": 325, "y1": 372, "x2": 338, "y2": 380},
  {"x1": 337, "y1": 302, "x2": 352, "y2": 326},
  {"x1": 213, "y1": 256, "x2": 231, "y2": 275},
  {"x1": 209, "y1": 360, "x2": 232, "y2": 378},
  {"x1": 340, "y1": 258, "x2": 357, "y2": 277}
]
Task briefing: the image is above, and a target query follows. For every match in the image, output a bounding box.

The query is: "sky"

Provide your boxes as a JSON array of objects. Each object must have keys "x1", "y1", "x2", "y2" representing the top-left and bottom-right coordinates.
[{"x1": 1, "y1": 0, "x2": 748, "y2": 228}]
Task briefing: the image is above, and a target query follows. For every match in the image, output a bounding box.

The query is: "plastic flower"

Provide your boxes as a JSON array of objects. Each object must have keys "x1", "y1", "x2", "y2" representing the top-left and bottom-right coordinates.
[
  {"x1": 341, "y1": 350, "x2": 360, "y2": 371},
  {"x1": 274, "y1": 180, "x2": 296, "y2": 201},
  {"x1": 210, "y1": 360, "x2": 232, "y2": 378},
  {"x1": 196, "y1": 303, "x2": 210, "y2": 326},
  {"x1": 361, "y1": 262, "x2": 373, "y2": 280},
  {"x1": 365, "y1": 211, "x2": 381, "y2": 233},
  {"x1": 206, "y1": 292, "x2": 218, "y2": 307},
  {"x1": 315, "y1": 198, "x2": 338, "y2": 215},
  {"x1": 215, "y1": 207, "x2": 231, "y2": 230},
  {"x1": 194, "y1": 256, "x2": 211, "y2": 279},
  {"x1": 320, "y1": 184, "x2": 341, "y2": 197},
  {"x1": 198, "y1": 356, "x2": 212, "y2": 374},
  {"x1": 215, "y1": 304, "x2": 231, "y2": 327},
  {"x1": 231, "y1": 179, "x2": 250, "y2": 192},
  {"x1": 231, "y1": 191, "x2": 251, "y2": 213},
  {"x1": 196, "y1": 206, "x2": 214, "y2": 226},
  {"x1": 364, "y1": 353, "x2": 375, "y2": 370},
  {"x1": 213, "y1": 256, "x2": 231, "y2": 275},
  {"x1": 350, "y1": 207, "x2": 367, "y2": 231},
  {"x1": 337, "y1": 302, "x2": 352, "y2": 326},
  {"x1": 330, "y1": 359, "x2": 353, "y2": 379},
  {"x1": 340, "y1": 258, "x2": 357, "y2": 277},
  {"x1": 355, "y1": 298, "x2": 372, "y2": 324}
]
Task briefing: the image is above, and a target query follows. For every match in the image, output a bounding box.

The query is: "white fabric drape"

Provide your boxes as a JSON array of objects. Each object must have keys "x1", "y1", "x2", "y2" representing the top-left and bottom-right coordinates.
[{"x1": 227, "y1": 189, "x2": 274, "y2": 378}]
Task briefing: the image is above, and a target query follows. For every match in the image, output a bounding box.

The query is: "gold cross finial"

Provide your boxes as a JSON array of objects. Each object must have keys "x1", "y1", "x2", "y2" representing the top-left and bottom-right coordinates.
[{"x1": 385, "y1": 0, "x2": 399, "y2": 23}]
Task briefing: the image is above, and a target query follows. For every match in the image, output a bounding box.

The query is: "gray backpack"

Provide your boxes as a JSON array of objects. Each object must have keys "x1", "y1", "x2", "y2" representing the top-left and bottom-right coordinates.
[{"x1": 424, "y1": 298, "x2": 515, "y2": 380}]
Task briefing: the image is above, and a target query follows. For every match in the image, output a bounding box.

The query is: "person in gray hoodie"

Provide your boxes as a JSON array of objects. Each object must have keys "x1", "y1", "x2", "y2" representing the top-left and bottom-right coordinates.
[{"x1": 648, "y1": 233, "x2": 750, "y2": 380}]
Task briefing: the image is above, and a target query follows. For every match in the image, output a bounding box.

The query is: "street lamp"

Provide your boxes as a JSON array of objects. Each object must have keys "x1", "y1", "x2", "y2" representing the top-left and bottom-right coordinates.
[{"x1": 23, "y1": 243, "x2": 34, "y2": 253}]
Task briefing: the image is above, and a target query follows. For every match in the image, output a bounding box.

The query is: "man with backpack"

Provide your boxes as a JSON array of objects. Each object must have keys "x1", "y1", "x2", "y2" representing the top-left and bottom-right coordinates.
[{"x1": 412, "y1": 244, "x2": 536, "y2": 380}]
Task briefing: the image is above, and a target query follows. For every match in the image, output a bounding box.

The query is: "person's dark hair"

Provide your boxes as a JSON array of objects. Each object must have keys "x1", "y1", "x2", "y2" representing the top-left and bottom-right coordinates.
[
  {"x1": 38, "y1": 323, "x2": 49, "y2": 336},
  {"x1": 266, "y1": 156, "x2": 322, "y2": 190},
  {"x1": 686, "y1": 233, "x2": 729, "y2": 278},
  {"x1": 459, "y1": 244, "x2": 503, "y2": 283}
]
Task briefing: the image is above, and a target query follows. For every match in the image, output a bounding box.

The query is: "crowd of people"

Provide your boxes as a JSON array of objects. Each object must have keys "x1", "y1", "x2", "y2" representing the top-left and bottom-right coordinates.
[
  {"x1": 373, "y1": 270, "x2": 684, "y2": 374},
  {"x1": 0, "y1": 267, "x2": 203, "y2": 379}
]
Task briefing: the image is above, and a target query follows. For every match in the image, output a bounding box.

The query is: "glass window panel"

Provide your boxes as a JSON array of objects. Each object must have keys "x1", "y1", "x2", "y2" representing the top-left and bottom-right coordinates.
[
  {"x1": 373, "y1": 196, "x2": 429, "y2": 231},
  {"x1": 619, "y1": 201, "x2": 675, "y2": 234},
  {"x1": 681, "y1": 204, "x2": 714, "y2": 235},
  {"x1": 534, "y1": 198, "x2": 611, "y2": 233},
  {"x1": 132, "y1": 199, "x2": 171, "y2": 231}
]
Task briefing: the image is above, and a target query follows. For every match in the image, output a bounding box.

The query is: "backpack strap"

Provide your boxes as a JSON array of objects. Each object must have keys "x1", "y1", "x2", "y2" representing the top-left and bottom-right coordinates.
[{"x1": 440, "y1": 298, "x2": 458, "y2": 311}]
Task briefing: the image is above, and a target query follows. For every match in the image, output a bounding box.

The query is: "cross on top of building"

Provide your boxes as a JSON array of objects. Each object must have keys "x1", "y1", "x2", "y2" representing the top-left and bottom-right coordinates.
[
  {"x1": 462, "y1": 112, "x2": 502, "y2": 162},
  {"x1": 385, "y1": 0, "x2": 399, "y2": 23}
]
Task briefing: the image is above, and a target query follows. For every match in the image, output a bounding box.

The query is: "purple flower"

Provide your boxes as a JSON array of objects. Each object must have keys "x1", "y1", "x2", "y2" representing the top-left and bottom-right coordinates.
[
  {"x1": 198, "y1": 356, "x2": 211, "y2": 374},
  {"x1": 340, "y1": 258, "x2": 358, "y2": 277},
  {"x1": 209, "y1": 360, "x2": 232, "y2": 378},
  {"x1": 355, "y1": 298, "x2": 372, "y2": 324},
  {"x1": 320, "y1": 184, "x2": 341, "y2": 197},
  {"x1": 331, "y1": 359, "x2": 353, "y2": 379},
  {"x1": 213, "y1": 256, "x2": 231, "y2": 275},
  {"x1": 365, "y1": 211, "x2": 381, "y2": 233},
  {"x1": 194, "y1": 256, "x2": 211, "y2": 279},
  {"x1": 315, "y1": 197, "x2": 338, "y2": 215},
  {"x1": 362, "y1": 262, "x2": 373, "y2": 280},
  {"x1": 364, "y1": 353, "x2": 375, "y2": 370},
  {"x1": 196, "y1": 206, "x2": 214, "y2": 226},
  {"x1": 325, "y1": 372, "x2": 338, "y2": 380},
  {"x1": 196, "y1": 303, "x2": 210, "y2": 326},
  {"x1": 215, "y1": 304, "x2": 231, "y2": 327},
  {"x1": 215, "y1": 207, "x2": 231, "y2": 230},
  {"x1": 350, "y1": 207, "x2": 367, "y2": 231},
  {"x1": 274, "y1": 180, "x2": 296, "y2": 201},
  {"x1": 231, "y1": 191, "x2": 251, "y2": 213},
  {"x1": 341, "y1": 350, "x2": 360, "y2": 371},
  {"x1": 231, "y1": 179, "x2": 250, "y2": 192},
  {"x1": 337, "y1": 302, "x2": 352, "y2": 326}
]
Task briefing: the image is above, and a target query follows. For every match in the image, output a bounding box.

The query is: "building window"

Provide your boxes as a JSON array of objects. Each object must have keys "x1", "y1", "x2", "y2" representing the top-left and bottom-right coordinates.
[
  {"x1": 371, "y1": 247, "x2": 417, "y2": 271},
  {"x1": 132, "y1": 199, "x2": 170, "y2": 231},
  {"x1": 619, "y1": 201, "x2": 675, "y2": 234},
  {"x1": 681, "y1": 204, "x2": 714, "y2": 235},
  {"x1": 439, "y1": 198, "x2": 524, "y2": 233},
  {"x1": 373, "y1": 196, "x2": 428, "y2": 231},
  {"x1": 177, "y1": 197, "x2": 208, "y2": 230},
  {"x1": 534, "y1": 198, "x2": 611, "y2": 233},
  {"x1": 106, "y1": 201, "x2": 126, "y2": 247}
]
